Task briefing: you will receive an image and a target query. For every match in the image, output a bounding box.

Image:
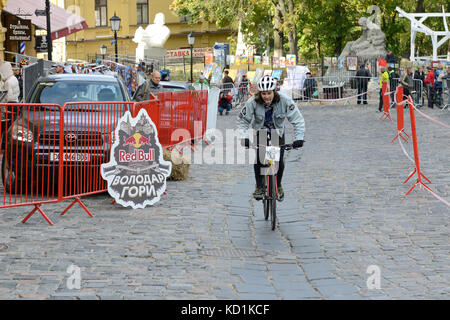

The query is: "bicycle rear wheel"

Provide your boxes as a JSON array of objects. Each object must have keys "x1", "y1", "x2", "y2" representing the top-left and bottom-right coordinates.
[{"x1": 269, "y1": 175, "x2": 277, "y2": 230}]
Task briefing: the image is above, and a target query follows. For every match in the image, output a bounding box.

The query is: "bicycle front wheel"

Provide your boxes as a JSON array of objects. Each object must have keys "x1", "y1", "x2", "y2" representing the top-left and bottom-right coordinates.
[
  {"x1": 270, "y1": 175, "x2": 277, "y2": 230},
  {"x1": 263, "y1": 177, "x2": 269, "y2": 220}
]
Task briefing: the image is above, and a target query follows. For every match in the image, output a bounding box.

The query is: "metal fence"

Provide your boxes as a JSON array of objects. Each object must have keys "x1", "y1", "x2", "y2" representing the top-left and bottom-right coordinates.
[
  {"x1": 87, "y1": 54, "x2": 206, "y2": 81},
  {"x1": 218, "y1": 82, "x2": 253, "y2": 108},
  {"x1": 284, "y1": 75, "x2": 379, "y2": 104},
  {"x1": 0, "y1": 93, "x2": 209, "y2": 225}
]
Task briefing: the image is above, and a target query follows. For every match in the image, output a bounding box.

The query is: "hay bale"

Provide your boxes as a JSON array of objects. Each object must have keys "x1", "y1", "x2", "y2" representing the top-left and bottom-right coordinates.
[{"x1": 163, "y1": 148, "x2": 191, "y2": 181}]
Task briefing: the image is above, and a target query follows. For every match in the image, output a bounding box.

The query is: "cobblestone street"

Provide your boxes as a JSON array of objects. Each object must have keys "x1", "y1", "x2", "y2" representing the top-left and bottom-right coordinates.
[{"x1": 0, "y1": 102, "x2": 448, "y2": 300}]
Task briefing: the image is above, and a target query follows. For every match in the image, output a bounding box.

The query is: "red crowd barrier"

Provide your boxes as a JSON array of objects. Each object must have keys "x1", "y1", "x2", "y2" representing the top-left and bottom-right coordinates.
[
  {"x1": 59, "y1": 102, "x2": 134, "y2": 218},
  {"x1": 391, "y1": 86, "x2": 410, "y2": 143},
  {"x1": 1, "y1": 91, "x2": 209, "y2": 225},
  {"x1": 0, "y1": 103, "x2": 63, "y2": 225},
  {"x1": 380, "y1": 81, "x2": 392, "y2": 121},
  {"x1": 132, "y1": 90, "x2": 208, "y2": 147},
  {"x1": 402, "y1": 96, "x2": 432, "y2": 195}
]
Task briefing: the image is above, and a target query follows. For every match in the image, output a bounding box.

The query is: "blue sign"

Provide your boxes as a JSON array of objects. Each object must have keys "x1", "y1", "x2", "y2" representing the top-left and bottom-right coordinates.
[{"x1": 213, "y1": 43, "x2": 229, "y2": 50}]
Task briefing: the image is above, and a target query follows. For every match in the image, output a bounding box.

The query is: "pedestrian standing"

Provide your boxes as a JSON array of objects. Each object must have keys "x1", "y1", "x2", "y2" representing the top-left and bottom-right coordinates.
[
  {"x1": 302, "y1": 72, "x2": 317, "y2": 101},
  {"x1": 133, "y1": 71, "x2": 162, "y2": 101},
  {"x1": 53, "y1": 62, "x2": 66, "y2": 74},
  {"x1": 378, "y1": 66, "x2": 389, "y2": 112},
  {"x1": 401, "y1": 67, "x2": 414, "y2": 108},
  {"x1": 0, "y1": 62, "x2": 20, "y2": 103},
  {"x1": 413, "y1": 66, "x2": 425, "y2": 106},
  {"x1": 0, "y1": 62, "x2": 20, "y2": 135},
  {"x1": 388, "y1": 66, "x2": 399, "y2": 103},
  {"x1": 442, "y1": 66, "x2": 450, "y2": 107},
  {"x1": 221, "y1": 70, "x2": 234, "y2": 94},
  {"x1": 434, "y1": 66, "x2": 444, "y2": 107},
  {"x1": 385, "y1": 49, "x2": 398, "y2": 68},
  {"x1": 355, "y1": 64, "x2": 371, "y2": 104},
  {"x1": 195, "y1": 74, "x2": 210, "y2": 89},
  {"x1": 424, "y1": 66, "x2": 435, "y2": 108}
]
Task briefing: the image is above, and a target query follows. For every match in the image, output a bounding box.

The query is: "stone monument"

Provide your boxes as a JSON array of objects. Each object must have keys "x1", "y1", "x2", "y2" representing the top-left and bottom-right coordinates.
[
  {"x1": 325, "y1": 16, "x2": 386, "y2": 79},
  {"x1": 340, "y1": 17, "x2": 386, "y2": 58},
  {"x1": 133, "y1": 13, "x2": 170, "y2": 62}
]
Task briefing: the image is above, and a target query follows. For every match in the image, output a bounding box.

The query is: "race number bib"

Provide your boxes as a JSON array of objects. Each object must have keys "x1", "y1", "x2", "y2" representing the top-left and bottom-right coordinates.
[{"x1": 265, "y1": 146, "x2": 281, "y2": 162}]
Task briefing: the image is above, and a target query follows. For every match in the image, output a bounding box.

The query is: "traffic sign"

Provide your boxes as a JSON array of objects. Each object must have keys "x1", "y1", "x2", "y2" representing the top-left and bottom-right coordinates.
[
  {"x1": 213, "y1": 43, "x2": 229, "y2": 50},
  {"x1": 35, "y1": 9, "x2": 46, "y2": 16}
]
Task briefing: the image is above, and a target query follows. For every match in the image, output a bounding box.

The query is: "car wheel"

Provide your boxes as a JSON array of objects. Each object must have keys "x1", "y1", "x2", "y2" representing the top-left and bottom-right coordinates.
[
  {"x1": 1, "y1": 152, "x2": 15, "y2": 194},
  {"x1": 1, "y1": 152, "x2": 31, "y2": 195}
]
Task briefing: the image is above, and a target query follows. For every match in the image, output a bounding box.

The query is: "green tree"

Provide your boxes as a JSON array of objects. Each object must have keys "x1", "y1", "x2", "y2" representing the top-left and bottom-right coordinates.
[{"x1": 170, "y1": 0, "x2": 450, "y2": 61}]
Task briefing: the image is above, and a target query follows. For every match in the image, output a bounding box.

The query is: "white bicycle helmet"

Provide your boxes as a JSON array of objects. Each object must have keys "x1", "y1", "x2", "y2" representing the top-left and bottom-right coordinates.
[{"x1": 257, "y1": 75, "x2": 277, "y2": 91}]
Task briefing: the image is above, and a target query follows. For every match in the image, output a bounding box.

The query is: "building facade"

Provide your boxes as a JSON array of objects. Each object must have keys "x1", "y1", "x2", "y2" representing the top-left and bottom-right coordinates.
[{"x1": 65, "y1": 0, "x2": 233, "y2": 62}]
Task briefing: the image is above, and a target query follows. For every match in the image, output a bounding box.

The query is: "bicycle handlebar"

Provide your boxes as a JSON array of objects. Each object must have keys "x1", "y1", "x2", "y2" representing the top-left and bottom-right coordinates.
[{"x1": 248, "y1": 142, "x2": 305, "y2": 150}]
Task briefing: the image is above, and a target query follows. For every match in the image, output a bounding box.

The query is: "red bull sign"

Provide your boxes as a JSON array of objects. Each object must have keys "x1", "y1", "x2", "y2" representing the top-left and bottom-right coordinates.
[{"x1": 101, "y1": 109, "x2": 172, "y2": 209}]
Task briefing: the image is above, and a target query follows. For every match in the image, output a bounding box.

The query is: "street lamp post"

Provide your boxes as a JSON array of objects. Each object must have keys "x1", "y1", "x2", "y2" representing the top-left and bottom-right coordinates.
[
  {"x1": 45, "y1": 0, "x2": 52, "y2": 61},
  {"x1": 100, "y1": 44, "x2": 107, "y2": 60},
  {"x1": 187, "y1": 32, "x2": 195, "y2": 83},
  {"x1": 110, "y1": 12, "x2": 121, "y2": 63}
]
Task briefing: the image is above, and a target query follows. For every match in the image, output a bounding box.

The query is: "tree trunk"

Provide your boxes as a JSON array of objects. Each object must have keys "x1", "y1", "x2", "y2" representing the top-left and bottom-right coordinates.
[
  {"x1": 273, "y1": 5, "x2": 283, "y2": 57},
  {"x1": 286, "y1": 0, "x2": 298, "y2": 60},
  {"x1": 315, "y1": 40, "x2": 321, "y2": 62},
  {"x1": 415, "y1": 0, "x2": 425, "y2": 13},
  {"x1": 273, "y1": 0, "x2": 298, "y2": 60}
]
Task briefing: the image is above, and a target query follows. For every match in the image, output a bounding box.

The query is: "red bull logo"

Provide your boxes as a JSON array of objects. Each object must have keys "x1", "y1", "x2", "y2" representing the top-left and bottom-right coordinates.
[
  {"x1": 119, "y1": 149, "x2": 155, "y2": 162},
  {"x1": 123, "y1": 133, "x2": 151, "y2": 148}
]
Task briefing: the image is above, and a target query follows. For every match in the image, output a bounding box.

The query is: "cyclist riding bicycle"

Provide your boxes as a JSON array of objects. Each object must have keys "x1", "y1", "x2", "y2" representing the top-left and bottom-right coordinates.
[{"x1": 237, "y1": 75, "x2": 305, "y2": 201}]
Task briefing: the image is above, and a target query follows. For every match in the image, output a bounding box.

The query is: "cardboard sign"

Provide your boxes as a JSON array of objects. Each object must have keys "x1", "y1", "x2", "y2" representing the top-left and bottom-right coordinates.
[
  {"x1": 101, "y1": 110, "x2": 172, "y2": 209},
  {"x1": 286, "y1": 54, "x2": 296, "y2": 66}
]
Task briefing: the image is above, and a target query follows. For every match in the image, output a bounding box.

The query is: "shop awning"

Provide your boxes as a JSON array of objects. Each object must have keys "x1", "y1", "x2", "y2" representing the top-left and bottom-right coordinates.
[{"x1": 4, "y1": 0, "x2": 88, "y2": 40}]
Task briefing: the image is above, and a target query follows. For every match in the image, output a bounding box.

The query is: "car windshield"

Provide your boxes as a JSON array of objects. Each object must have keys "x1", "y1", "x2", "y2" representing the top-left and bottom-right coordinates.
[{"x1": 30, "y1": 80, "x2": 125, "y2": 106}]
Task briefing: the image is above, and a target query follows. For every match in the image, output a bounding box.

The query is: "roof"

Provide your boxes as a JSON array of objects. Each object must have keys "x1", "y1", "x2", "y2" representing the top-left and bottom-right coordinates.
[
  {"x1": 4, "y1": 0, "x2": 88, "y2": 40},
  {"x1": 40, "y1": 74, "x2": 119, "y2": 82}
]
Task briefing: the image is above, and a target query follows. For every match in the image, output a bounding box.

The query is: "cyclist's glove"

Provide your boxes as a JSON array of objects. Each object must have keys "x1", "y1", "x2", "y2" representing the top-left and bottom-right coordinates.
[
  {"x1": 293, "y1": 140, "x2": 304, "y2": 149},
  {"x1": 241, "y1": 138, "x2": 250, "y2": 149}
]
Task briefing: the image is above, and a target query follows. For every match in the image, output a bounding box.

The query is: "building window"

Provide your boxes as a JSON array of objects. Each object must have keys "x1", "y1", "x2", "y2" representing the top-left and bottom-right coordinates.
[
  {"x1": 137, "y1": 0, "x2": 148, "y2": 25},
  {"x1": 95, "y1": 0, "x2": 107, "y2": 27},
  {"x1": 179, "y1": 14, "x2": 191, "y2": 23}
]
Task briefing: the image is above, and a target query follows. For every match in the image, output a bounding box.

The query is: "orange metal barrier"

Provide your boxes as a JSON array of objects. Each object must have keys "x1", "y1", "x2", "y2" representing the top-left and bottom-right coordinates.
[
  {"x1": 132, "y1": 90, "x2": 208, "y2": 147},
  {"x1": 59, "y1": 102, "x2": 134, "y2": 218},
  {"x1": 1, "y1": 91, "x2": 208, "y2": 225},
  {"x1": 403, "y1": 96, "x2": 431, "y2": 195},
  {"x1": 391, "y1": 86, "x2": 410, "y2": 143},
  {"x1": 380, "y1": 82, "x2": 392, "y2": 121},
  {"x1": 0, "y1": 103, "x2": 63, "y2": 225}
]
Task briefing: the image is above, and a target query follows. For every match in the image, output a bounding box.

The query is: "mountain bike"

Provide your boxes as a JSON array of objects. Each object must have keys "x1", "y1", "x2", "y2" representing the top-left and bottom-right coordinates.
[{"x1": 258, "y1": 143, "x2": 298, "y2": 230}]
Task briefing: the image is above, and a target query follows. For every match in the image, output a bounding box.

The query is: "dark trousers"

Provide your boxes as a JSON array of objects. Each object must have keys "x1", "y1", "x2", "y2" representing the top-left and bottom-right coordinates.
[
  {"x1": 357, "y1": 83, "x2": 368, "y2": 104},
  {"x1": 218, "y1": 102, "x2": 231, "y2": 113},
  {"x1": 427, "y1": 84, "x2": 435, "y2": 107},
  {"x1": 253, "y1": 130, "x2": 285, "y2": 188},
  {"x1": 379, "y1": 88, "x2": 383, "y2": 111}
]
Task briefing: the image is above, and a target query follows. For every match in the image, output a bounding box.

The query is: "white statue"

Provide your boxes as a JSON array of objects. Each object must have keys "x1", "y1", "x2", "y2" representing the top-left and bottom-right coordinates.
[
  {"x1": 340, "y1": 16, "x2": 386, "y2": 58},
  {"x1": 133, "y1": 13, "x2": 170, "y2": 61},
  {"x1": 133, "y1": 13, "x2": 171, "y2": 49}
]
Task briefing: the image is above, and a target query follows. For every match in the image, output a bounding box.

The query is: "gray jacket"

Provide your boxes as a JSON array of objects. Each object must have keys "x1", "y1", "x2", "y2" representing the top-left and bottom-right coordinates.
[
  {"x1": 133, "y1": 80, "x2": 162, "y2": 101},
  {"x1": 401, "y1": 72, "x2": 414, "y2": 91},
  {"x1": 237, "y1": 92, "x2": 305, "y2": 141}
]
